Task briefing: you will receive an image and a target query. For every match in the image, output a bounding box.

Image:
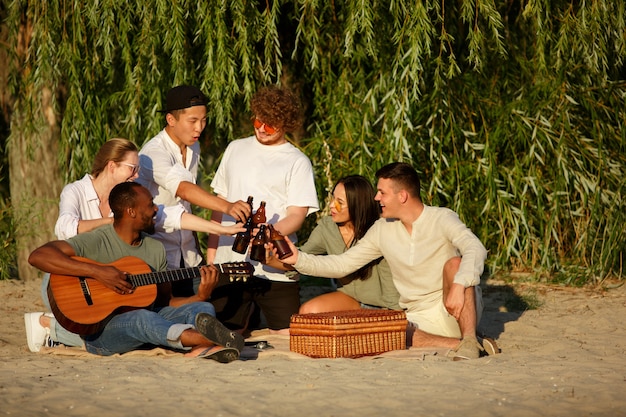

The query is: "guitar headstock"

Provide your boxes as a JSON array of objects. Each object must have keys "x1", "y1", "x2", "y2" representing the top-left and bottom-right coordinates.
[{"x1": 219, "y1": 262, "x2": 254, "y2": 283}]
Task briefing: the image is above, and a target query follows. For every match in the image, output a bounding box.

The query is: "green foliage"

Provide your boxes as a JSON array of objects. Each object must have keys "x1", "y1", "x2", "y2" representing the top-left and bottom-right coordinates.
[{"x1": 3, "y1": 0, "x2": 625, "y2": 283}]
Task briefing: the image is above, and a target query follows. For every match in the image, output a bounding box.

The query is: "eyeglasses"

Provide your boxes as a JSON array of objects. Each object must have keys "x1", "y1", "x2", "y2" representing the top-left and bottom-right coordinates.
[
  {"x1": 253, "y1": 118, "x2": 277, "y2": 135},
  {"x1": 120, "y1": 162, "x2": 140, "y2": 176},
  {"x1": 331, "y1": 198, "x2": 347, "y2": 212}
]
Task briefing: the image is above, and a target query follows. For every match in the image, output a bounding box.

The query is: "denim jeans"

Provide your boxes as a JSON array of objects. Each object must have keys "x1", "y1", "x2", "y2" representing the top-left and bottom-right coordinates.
[
  {"x1": 83, "y1": 302, "x2": 216, "y2": 356},
  {"x1": 41, "y1": 273, "x2": 85, "y2": 347}
]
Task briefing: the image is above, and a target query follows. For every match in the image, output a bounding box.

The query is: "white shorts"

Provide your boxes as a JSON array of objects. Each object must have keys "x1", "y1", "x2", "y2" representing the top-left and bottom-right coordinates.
[{"x1": 406, "y1": 286, "x2": 483, "y2": 339}]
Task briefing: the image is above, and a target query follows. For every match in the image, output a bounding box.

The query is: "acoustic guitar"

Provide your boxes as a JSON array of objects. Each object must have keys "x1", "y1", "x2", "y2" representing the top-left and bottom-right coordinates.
[{"x1": 47, "y1": 256, "x2": 253, "y2": 335}]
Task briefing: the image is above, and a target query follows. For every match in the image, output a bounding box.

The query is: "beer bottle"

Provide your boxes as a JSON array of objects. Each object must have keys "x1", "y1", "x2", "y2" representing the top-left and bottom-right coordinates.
[
  {"x1": 245, "y1": 195, "x2": 254, "y2": 211},
  {"x1": 252, "y1": 201, "x2": 267, "y2": 228},
  {"x1": 232, "y1": 216, "x2": 253, "y2": 254},
  {"x1": 250, "y1": 224, "x2": 268, "y2": 263},
  {"x1": 268, "y1": 224, "x2": 293, "y2": 260}
]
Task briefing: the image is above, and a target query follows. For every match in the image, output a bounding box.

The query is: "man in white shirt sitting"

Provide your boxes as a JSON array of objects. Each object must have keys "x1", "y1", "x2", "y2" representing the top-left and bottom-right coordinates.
[{"x1": 280, "y1": 162, "x2": 498, "y2": 360}]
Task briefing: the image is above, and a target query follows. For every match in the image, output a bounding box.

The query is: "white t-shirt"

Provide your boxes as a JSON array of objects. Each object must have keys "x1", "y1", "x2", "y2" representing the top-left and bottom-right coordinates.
[
  {"x1": 137, "y1": 128, "x2": 203, "y2": 269},
  {"x1": 211, "y1": 136, "x2": 319, "y2": 282}
]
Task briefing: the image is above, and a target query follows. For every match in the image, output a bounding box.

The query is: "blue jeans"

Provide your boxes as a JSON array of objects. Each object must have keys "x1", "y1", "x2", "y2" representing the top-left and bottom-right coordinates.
[{"x1": 83, "y1": 302, "x2": 216, "y2": 356}]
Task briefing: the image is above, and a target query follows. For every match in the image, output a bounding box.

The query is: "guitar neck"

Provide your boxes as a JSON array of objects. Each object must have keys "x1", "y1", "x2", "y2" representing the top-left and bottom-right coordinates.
[
  {"x1": 127, "y1": 266, "x2": 201, "y2": 287},
  {"x1": 126, "y1": 264, "x2": 244, "y2": 288}
]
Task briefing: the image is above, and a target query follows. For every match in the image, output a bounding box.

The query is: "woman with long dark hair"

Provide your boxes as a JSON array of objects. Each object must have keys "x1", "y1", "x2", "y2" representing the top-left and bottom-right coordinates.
[{"x1": 267, "y1": 175, "x2": 400, "y2": 313}]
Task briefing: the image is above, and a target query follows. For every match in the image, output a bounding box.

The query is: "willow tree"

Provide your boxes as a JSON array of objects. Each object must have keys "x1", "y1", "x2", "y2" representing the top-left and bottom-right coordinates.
[{"x1": 3, "y1": 0, "x2": 625, "y2": 282}]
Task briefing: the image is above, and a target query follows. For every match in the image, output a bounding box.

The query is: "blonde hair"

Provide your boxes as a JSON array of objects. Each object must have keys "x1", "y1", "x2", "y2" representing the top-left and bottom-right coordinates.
[{"x1": 91, "y1": 138, "x2": 138, "y2": 178}]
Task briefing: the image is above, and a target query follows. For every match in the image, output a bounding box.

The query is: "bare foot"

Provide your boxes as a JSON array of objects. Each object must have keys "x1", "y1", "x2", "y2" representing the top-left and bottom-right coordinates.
[{"x1": 185, "y1": 345, "x2": 213, "y2": 358}]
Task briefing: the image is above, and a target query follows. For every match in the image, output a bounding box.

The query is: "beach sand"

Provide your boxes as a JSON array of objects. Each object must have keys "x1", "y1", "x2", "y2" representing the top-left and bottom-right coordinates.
[{"x1": 1, "y1": 276, "x2": 625, "y2": 417}]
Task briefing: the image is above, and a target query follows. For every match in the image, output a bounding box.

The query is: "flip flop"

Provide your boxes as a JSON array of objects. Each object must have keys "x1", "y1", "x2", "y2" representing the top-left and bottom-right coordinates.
[
  {"x1": 479, "y1": 336, "x2": 501, "y2": 356},
  {"x1": 195, "y1": 313, "x2": 244, "y2": 352},
  {"x1": 196, "y1": 346, "x2": 240, "y2": 363}
]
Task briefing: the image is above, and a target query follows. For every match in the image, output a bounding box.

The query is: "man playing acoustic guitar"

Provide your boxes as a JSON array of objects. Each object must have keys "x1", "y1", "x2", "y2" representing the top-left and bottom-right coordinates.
[{"x1": 28, "y1": 182, "x2": 245, "y2": 363}]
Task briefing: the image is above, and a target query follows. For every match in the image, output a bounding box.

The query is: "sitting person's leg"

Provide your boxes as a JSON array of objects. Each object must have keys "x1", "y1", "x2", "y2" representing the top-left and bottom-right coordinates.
[
  {"x1": 208, "y1": 279, "x2": 255, "y2": 331},
  {"x1": 156, "y1": 300, "x2": 215, "y2": 324},
  {"x1": 254, "y1": 281, "x2": 300, "y2": 335},
  {"x1": 25, "y1": 312, "x2": 85, "y2": 351},
  {"x1": 406, "y1": 305, "x2": 463, "y2": 350},
  {"x1": 160, "y1": 302, "x2": 244, "y2": 352},
  {"x1": 441, "y1": 256, "x2": 479, "y2": 341},
  {"x1": 25, "y1": 273, "x2": 83, "y2": 349},
  {"x1": 83, "y1": 309, "x2": 189, "y2": 356},
  {"x1": 83, "y1": 303, "x2": 239, "y2": 356},
  {"x1": 299, "y1": 291, "x2": 360, "y2": 314},
  {"x1": 407, "y1": 257, "x2": 485, "y2": 359},
  {"x1": 441, "y1": 257, "x2": 499, "y2": 356}
]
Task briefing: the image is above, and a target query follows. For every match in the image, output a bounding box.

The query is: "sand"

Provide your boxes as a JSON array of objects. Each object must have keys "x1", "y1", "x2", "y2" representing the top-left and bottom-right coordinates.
[{"x1": 1, "y1": 276, "x2": 625, "y2": 417}]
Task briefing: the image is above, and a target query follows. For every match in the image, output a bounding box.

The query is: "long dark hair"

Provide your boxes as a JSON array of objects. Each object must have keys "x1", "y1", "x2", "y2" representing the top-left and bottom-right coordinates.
[
  {"x1": 335, "y1": 175, "x2": 381, "y2": 281},
  {"x1": 337, "y1": 175, "x2": 380, "y2": 244}
]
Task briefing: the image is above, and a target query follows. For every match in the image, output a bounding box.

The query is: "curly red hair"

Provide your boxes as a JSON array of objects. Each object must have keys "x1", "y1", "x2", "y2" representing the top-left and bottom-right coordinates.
[{"x1": 251, "y1": 85, "x2": 302, "y2": 133}]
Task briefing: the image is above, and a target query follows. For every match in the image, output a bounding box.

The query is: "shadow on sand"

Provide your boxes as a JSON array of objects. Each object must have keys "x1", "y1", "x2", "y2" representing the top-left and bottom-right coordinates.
[{"x1": 478, "y1": 280, "x2": 533, "y2": 339}]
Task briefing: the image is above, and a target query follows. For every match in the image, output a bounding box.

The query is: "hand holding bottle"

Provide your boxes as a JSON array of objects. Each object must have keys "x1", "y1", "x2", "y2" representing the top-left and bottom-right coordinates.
[
  {"x1": 260, "y1": 243, "x2": 290, "y2": 270},
  {"x1": 266, "y1": 233, "x2": 299, "y2": 266},
  {"x1": 225, "y1": 199, "x2": 252, "y2": 223},
  {"x1": 232, "y1": 216, "x2": 254, "y2": 254},
  {"x1": 231, "y1": 196, "x2": 255, "y2": 254},
  {"x1": 268, "y1": 224, "x2": 292, "y2": 259}
]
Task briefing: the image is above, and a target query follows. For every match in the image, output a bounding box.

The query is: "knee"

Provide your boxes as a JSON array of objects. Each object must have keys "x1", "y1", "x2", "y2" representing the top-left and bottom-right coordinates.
[
  {"x1": 129, "y1": 308, "x2": 155, "y2": 323},
  {"x1": 198, "y1": 302, "x2": 216, "y2": 317},
  {"x1": 298, "y1": 301, "x2": 316, "y2": 315},
  {"x1": 443, "y1": 256, "x2": 461, "y2": 280},
  {"x1": 299, "y1": 298, "x2": 331, "y2": 315},
  {"x1": 185, "y1": 301, "x2": 216, "y2": 317}
]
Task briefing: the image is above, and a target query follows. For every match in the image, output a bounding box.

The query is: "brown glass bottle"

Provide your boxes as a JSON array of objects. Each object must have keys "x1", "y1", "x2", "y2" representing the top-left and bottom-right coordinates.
[
  {"x1": 252, "y1": 201, "x2": 267, "y2": 228},
  {"x1": 249, "y1": 224, "x2": 268, "y2": 263},
  {"x1": 268, "y1": 224, "x2": 293, "y2": 260},
  {"x1": 232, "y1": 216, "x2": 253, "y2": 254}
]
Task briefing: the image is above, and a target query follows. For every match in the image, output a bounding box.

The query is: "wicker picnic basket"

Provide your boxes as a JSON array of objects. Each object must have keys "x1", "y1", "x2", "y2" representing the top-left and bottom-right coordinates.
[{"x1": 289, "y1": 309, "x2": 408, "y2": 358}]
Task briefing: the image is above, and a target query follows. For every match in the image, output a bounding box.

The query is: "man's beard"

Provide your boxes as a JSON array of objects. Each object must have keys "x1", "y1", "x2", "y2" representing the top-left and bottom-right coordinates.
[{"x1": 142, "y1": 217, "x2": 156, "y2": 235}]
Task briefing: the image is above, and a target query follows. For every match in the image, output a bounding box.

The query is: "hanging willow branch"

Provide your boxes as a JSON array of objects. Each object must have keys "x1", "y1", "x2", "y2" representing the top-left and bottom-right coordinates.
[{"x1": 3, "y1": 0, "x2": 625, "y2": 283}]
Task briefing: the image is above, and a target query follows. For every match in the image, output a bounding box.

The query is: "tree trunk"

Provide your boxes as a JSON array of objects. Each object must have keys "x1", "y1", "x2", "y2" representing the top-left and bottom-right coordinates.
[{"x1": 8, "y1": 86, "x2": 62, "y2": 281}]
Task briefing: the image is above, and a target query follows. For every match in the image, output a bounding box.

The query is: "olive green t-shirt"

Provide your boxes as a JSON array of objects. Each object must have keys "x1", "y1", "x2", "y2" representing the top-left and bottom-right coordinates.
[
  {"x1": 67, "y1": 224, "x2": 167, "y2": 272},
  {"x1": 300, "y1": 216, "x2": 400, "y2": 309}
]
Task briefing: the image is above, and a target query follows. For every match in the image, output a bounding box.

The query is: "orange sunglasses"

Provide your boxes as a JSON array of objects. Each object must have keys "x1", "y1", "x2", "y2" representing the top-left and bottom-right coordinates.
[{"x1": 253, "y1": 118, "x2": 277, "y2": 135}]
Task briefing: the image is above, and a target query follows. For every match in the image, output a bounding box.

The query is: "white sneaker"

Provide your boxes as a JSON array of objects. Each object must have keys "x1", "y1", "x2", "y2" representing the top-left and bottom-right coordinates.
[{"x1": 24, "y1": 312, "x2": 53, "y2": 352}]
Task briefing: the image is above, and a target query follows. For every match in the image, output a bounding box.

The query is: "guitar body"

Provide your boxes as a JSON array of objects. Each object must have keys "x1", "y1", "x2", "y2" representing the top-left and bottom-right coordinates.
[
  {"x1": 47, "y1": 256, "x2": 254, "y2": 336},
  {"x1": 48, "y1": 256, "x2": 158, "y2": 335}
]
